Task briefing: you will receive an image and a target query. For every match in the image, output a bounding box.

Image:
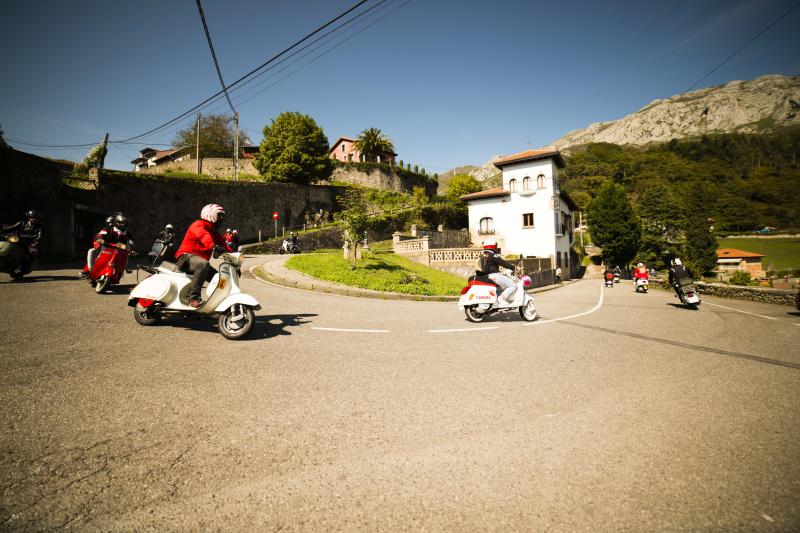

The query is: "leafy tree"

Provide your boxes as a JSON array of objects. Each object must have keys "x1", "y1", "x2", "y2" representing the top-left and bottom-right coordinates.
[
  {"x1": 444, "y1": 174, "x2": 482, "y2": 203},
  {"x1": 71, "y1": 141, "x2": 107, "y2": 177},
  {"x1": 587, "y1": 182, "x2": 641, "y2": 267},
  {"x1": 354, "y1": 127, "x2": 394, "y2": 162},
  {"x1": 255, "y1": 111, "x2": 332, "y2": 185},
  {"x1": 337, "y1": 186, "x2": 370, "y2": 262},
  {"x1": 173, "y1": 114, "x2": 251, "y2": 158},
  {"x1": 682, "y1": 185, "x2": 718, "y2": 275}
]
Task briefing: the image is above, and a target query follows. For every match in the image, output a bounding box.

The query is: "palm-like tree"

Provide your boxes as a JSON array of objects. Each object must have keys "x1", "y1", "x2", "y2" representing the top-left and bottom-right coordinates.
[{"x1": 354, "y1": 128, "x2": 395, "y2": 162}]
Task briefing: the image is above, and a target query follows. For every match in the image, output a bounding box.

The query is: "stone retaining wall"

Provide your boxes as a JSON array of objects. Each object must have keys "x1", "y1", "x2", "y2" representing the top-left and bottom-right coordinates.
[
  {"x1": 241, "y1": 227, "x2": 343, "y2": 254},
  {"x1": 695, "y1": 282, "x2": 797, "y2": 306}
]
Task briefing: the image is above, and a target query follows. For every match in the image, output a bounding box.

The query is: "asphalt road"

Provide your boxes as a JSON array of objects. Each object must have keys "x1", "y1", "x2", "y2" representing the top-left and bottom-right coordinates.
[{"x1": 1, "y1": 257, "x2": 799, "y2": 531}]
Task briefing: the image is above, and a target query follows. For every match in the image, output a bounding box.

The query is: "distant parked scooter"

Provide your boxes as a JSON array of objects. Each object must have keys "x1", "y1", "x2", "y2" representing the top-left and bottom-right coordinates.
[
  {"x1": 458, "y1": 267, "x2": 537, "y2": 322},
  {"x1": 88, "y1": 241, "x2": 131, "y2": 293},
  {"x1": 129, "y1": 251, "x2": 260, "y2": 340}
]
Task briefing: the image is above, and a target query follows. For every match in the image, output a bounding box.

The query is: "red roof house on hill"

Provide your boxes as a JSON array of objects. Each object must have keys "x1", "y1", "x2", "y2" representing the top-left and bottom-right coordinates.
[{"x1": 716, "y1": 248, "x2": 765, "y2": 277}]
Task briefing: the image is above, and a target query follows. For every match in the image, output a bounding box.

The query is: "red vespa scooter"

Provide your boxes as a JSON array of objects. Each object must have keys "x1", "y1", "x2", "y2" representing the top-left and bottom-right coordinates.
[{"x1": 88, "y1": 241, "x2": 131, "y2": 293}]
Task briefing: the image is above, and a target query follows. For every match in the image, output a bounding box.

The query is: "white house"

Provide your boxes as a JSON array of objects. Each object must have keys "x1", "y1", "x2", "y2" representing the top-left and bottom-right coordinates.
[
  {"x1": 131, "y1": 147, "x2": 190, "y2": 172},
  {"x1": 460, "y1": 148, "x2": 577, "y2": 273}
]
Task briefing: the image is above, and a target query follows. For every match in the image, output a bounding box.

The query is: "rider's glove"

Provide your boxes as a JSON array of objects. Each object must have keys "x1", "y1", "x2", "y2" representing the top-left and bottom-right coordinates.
[{"x1": 213, "y1": 244, "x2": 225, "y2": 258}]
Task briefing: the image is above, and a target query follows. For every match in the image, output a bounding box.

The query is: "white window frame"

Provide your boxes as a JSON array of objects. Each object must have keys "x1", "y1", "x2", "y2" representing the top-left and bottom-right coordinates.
[
  {"x1": 522, "y1": 213, "x2": 534, "y2": 228},
  {"x1": 509, "y1": 179, "x2": 517, "y2": 192}
]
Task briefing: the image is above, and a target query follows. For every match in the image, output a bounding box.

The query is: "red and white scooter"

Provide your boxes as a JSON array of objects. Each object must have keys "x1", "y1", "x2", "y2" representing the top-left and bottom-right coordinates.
[
  {"x1": 88, "y1": 241, "x2": 131, "y2": 293},
  {"x1": 458, "y1": 268, "x2": 537, "y2": 323}
]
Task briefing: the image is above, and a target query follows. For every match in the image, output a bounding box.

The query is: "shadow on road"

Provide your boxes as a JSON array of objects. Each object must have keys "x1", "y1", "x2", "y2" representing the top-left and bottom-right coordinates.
[
  {"x1": 138, "y1": 312, "x2": 318, "y2": 341},
  {"x1": 666, "y1": 303, "x2": 697, "y2": 310},
  {"x1": 0, "y1": 275, "x2": 79, "y2": 283},
  {"x1": 788, "y1": 311, "x2": 800, "y2": 317}
]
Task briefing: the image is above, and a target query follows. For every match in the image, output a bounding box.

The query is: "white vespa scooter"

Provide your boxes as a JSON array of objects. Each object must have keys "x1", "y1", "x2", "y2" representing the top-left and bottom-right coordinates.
[
  {"x1": 128, "y1": 251, "x2": 261, "y2": 339},
  {"x1": 458, "y1": 268, "x2": 537, "y2": 323}
]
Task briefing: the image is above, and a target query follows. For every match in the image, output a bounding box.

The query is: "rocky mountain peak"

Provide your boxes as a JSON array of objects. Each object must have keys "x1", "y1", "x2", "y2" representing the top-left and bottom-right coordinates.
[{"x1": 551, "y1": 74, "x2": 800, "y2": 150}]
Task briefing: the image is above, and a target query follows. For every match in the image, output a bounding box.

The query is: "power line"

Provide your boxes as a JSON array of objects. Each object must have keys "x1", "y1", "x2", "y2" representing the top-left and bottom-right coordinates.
[
  {"x1": 117, "y1": 0, "x2": 372, "y2": 143},
  {"x1": 686, "y1": 0, "x2": 800, "y2": 92},
  {"x1": 10, "y1": 0, "x2": 376, "y2": 149},
  {"x1": 127, "y1": 0, "x2": 390, "y2": 146},
  {"x1": 195, "y1": 0, "x2": 235, "y2": 114}
]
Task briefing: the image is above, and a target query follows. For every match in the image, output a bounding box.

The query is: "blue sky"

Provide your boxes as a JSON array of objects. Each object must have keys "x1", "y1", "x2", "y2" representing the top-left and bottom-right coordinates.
[{"x1": 1, "y1": 0, "x2": 798, "y2": 173}]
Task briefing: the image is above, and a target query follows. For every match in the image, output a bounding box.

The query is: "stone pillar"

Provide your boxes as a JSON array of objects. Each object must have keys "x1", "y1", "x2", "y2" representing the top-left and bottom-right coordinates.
[
  {"x1": 392, "y1": 232, "x2": 402, "y2": 246},
  {"x1": 437, "y1": 224, "x2": 444, "y2": 232},
  {"x1": 410, "y1": 224, "x2": 418, "y2": 238},
  {"x1": 421, "y1": 236, "x2": 430, "y2": 251}
]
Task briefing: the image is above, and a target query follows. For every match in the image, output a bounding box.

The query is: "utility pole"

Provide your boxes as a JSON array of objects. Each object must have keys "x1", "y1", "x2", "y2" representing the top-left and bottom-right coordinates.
[
  {"x1": 233, "y1": 112, "x2": 239, "y2": 181},
  {"x1": 195, "y1": 112, "x2": 201, "y2": 174}
]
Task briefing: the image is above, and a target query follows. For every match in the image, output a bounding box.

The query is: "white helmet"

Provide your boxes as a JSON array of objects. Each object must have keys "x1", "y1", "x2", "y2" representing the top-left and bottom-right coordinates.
[
  {"x1": 165, "y1": 224, "x2": 174, "y2": 230},
  {"x1": 200, "y1": 204, "x2": 225, "y2": 223},
  {"x1": 673, "y1": 258, "x2": 682, "y2": 266},
  {"x1": 483, "y1": 238, "x2": 497, "y2": 250},
  {"x1": 637, "y1": 262, "x2": 643, "y2": 267},
  {"x1": 232, "y1": 229, "x2": 238, "y2": 234}
]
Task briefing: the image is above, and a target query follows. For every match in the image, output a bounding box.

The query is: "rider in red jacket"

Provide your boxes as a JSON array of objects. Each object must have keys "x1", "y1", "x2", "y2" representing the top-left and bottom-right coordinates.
[
  {"x1": 633, "y1": 262, "x2": 649, "y2": 281},
  {"x1": 175, "y1": 204, "x2": 231, "y2": 307}
]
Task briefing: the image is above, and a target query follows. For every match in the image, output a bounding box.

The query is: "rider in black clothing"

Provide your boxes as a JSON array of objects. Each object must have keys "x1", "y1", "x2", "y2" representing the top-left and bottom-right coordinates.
[
  {"x1": 478, "y1": 238, "x2": 518, "y2": 304},
  {"x1": 668, "y1": 258, "x2": 693, "y2": 297},
  {"x1": 4, "y1": 209, "x2": 44, "y2": 271}
]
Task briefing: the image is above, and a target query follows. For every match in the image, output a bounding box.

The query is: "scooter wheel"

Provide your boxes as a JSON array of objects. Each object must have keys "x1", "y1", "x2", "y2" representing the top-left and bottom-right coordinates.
[
  {"x1": 519, "y1": 300, "x2": 537, "y2": 322},
  {"x1": 278, "y1": 249, "x2": 285, "y2": 255},
  {"x1": 95, "y1": 276, "x2": 111, "y2": 294},
  {"x1": 10, "y1": 271, "x2": 25, "y2": 280},
  {"x1": 218, "y1": 305, "x2": 255, "y2": 340},
  {"x1": 133, "y1": 303, "x2": 161, "y2": 326},
  {"x1": 464, "y1": 305, "x2": 486, "y2": 323}
]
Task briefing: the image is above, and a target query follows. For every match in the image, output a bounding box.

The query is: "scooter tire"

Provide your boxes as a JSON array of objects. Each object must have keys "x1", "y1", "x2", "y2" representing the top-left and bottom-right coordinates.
[
  {"x1": 133, "y1": 303, "x2": 161, "y2": 326},
  {"x1": 218, "y1": 305, "x2": 255, "y2": 340},
  {"x1": 279, "y1": 249, "x2": 285, "y2": 255},
  {"x1": 10, "y1": 270, "x2": 25, "y2": 280},
  {"x1": 464, "y1": 306, "x2": 486, "y2": 323},
  {"x1": 95, "y1": 276, "x2": 111, "y2": 294},
  {"x1": 519, "y1": 300, "x2": 537, "y2": 322}
]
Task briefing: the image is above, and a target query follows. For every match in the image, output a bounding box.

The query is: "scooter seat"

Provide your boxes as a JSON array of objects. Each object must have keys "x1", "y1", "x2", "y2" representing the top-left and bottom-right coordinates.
[
  {"x1": 468, "y1": 273, "x2": 500, "y2": 287},
  {"x1": 157, "y1": 261, "x2": 190, "y2": 278}
]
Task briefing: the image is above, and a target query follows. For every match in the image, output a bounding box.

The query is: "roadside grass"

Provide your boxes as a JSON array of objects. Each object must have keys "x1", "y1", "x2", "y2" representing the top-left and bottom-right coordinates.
[
  {"x1": 285, "y1": 244, "x2": 465, "y2": 296},
  {"x1": 717, "y1": 238, "x2": 800, "y2": 271}
]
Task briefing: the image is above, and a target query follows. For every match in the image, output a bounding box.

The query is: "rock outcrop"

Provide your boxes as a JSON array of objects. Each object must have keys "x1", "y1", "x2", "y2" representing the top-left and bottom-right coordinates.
[{"x1": 552, "y1": 74, "x2": 800, "y2": 150}]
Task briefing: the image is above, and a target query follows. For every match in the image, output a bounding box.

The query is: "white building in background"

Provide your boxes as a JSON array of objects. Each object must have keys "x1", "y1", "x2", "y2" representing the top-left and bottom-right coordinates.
[{"x1": 460, "y1": 148, "x2": 577, "y2": 273}]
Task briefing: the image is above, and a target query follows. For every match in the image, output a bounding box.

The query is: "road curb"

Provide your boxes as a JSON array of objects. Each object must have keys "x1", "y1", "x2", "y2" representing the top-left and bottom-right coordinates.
[{"x1": 251, "y1": 255, "x2": 580, "y2": 302}]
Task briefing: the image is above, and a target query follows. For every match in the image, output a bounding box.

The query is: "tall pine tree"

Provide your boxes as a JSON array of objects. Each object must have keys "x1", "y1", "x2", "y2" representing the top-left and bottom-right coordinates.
[
  {"x1": 587, "y1": 182, "x2": 641, "y2": 267},
  {"x1": 682, "y1": 184, "x2": 718, "y2": 275}
]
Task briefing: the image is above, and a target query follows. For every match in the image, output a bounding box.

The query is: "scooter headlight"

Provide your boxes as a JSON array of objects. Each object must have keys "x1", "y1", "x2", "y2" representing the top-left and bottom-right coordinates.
[{"x1": 7, "y1": 235, "x2": 19, "y2": 243}]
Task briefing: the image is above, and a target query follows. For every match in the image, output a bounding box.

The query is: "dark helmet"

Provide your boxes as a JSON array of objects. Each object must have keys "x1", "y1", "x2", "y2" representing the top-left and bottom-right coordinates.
[
  {"x1": 113, "y1": 213, "x2": 128, "y2": 231},
  {"x1": 25, "y1": 209, "x2": 40, "y2": 221},
  {"x1": 105, "y1": 216, "x2": 114, "y2": 226}
]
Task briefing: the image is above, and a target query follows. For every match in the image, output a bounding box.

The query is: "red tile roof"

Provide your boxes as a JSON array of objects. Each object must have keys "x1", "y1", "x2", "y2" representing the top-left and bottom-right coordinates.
[
  {"x1": 493, "y1": 149, "x2": 565, "y2": 169},
  {"x1": 716, "y1": 248, "x2": 765, "y2": 259},
  {"x1": 459, "y1": 188, "x2": 510, "y2": 201}
]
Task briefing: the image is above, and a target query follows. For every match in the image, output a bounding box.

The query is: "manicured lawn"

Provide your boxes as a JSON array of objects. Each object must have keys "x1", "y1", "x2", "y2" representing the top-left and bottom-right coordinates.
[
  {"x1": 285, "y1": 247, "x2": 466, "y2": 296},
  {"x1": 717, "y1": 238, "x2": 800, "y2": 271}
]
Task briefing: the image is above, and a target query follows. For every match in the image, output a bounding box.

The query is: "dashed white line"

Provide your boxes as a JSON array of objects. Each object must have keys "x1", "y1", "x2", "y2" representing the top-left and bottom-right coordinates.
[
  {"x1": 311, "y1": 327, "x2": 390, "y2": 333},
  {"x1": 703, "y1": 301, "x2": 777, "y2": 320},
  {"x1": 522, "y1": 280, "x2": 605, "y2": 326},
  {"x1": 429, "y1": 327, "x2": 499, "y2": 333}
]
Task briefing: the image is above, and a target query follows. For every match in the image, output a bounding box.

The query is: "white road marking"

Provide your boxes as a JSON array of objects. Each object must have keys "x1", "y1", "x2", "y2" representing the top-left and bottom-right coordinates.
[
  {"x1": 311, "y1": 327, "x2": 390, "y2": 333},
  {"x1": 703, "y1": 301, "x2": 777, "y2": 320},
  {"x1": 522, "y1": 281, "x2": 605, "y2": 326},
  {"x1": 429, "y1": 327, "x2": 499, "y2": 333}
]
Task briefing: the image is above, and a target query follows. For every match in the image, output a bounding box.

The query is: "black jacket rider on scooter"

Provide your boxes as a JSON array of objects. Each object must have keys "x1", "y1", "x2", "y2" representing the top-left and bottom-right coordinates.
[
  {"x1": 668, "y1": 258, "x2": 693, "y2": 297},
  {"x1": 3, "y1": 209, "x2": 44, "y2": 270}
]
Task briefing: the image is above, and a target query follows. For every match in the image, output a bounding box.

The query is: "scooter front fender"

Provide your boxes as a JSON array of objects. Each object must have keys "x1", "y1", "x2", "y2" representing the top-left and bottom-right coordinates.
[{"x1": 214, "y1": 293, "x2": 261, "y2": 313}]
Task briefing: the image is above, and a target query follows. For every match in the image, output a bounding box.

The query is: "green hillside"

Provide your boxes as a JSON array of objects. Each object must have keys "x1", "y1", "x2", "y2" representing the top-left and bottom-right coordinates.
[{"x1": 716, "y1": 237, "x2": 800, "y2": 271}]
